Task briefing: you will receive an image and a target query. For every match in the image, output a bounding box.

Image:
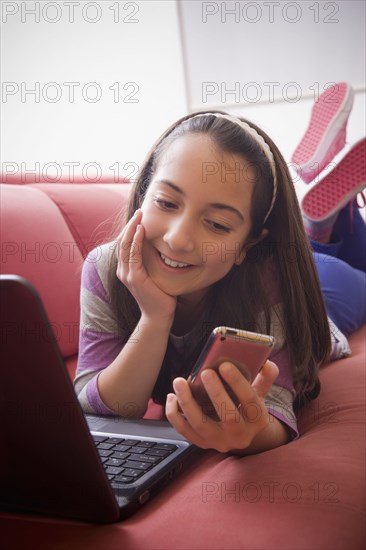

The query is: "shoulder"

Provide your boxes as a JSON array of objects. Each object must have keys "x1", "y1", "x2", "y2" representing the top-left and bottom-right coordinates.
[
  {"x1": 84, "y1": 241, "x2": 116, "y2": 268},
  {"x1": 82, "y1": 241, "x2": 116, "y2": 301}
]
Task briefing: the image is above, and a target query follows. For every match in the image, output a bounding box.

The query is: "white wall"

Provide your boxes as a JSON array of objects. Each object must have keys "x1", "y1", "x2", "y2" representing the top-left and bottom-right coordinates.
[
  {"x1": 178, "y1": 0, "x2": 366, "y2": 193},
  {"x1": 1, "y1": 0, "x2": 365, "y2": 187},
  {"x1": 1, "y1": 0, "x2": 187, "y2": 180}
]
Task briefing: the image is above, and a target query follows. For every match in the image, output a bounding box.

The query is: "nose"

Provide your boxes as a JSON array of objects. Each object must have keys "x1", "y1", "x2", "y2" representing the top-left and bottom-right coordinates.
[{"x1": 162, "y1": 215, "x2": 195, "y2": 253}]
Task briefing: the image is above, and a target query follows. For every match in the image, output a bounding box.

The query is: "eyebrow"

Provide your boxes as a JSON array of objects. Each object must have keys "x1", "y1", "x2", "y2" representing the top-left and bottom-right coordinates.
[{"x1": 157, "y1": 179, "x2": 245, "y2": 222}]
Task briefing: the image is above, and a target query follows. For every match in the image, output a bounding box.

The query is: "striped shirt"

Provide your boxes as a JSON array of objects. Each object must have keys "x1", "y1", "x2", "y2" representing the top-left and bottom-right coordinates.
[{"x1": 74, "y1": 242, "x2": 350, "y2": 439}]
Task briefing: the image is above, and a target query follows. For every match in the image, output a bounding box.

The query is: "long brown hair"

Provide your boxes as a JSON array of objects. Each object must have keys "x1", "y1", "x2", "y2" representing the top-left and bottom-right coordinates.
[{"x1": 108, "y1": 111, "x2": 331, "y2": 408}]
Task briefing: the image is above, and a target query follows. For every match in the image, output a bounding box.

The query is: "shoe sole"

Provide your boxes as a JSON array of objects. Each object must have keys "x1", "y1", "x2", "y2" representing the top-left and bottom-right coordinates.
[
  {"x1": 302, "y1": 138, "x2": 366, "y2": 221},
  {"x1": 292, "y1": 83, "x2": 354, "y2": 183}
]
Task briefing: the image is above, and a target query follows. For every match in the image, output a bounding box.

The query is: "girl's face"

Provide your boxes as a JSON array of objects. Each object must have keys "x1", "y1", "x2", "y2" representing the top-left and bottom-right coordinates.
[{"x1": 140, "y1": 133, "x2": 257, "y2": 303}]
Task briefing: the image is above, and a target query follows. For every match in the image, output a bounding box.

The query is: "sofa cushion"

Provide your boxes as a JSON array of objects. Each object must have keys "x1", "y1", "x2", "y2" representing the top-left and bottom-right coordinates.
[
  {"x1": 0, "y1": 184, "x2": 84, "y2": 357},
  {"x1": 0, "y1": 328, "x2": 364, "y2": 549},
  {"x1": 31, "y1": 184, "x2": 131, "y2": 258}
]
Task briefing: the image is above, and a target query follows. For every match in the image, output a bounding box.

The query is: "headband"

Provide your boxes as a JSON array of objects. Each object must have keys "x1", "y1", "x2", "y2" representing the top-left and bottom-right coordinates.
[{"x1": 190, "y1": 112, "x2": 277, "y2": 223}]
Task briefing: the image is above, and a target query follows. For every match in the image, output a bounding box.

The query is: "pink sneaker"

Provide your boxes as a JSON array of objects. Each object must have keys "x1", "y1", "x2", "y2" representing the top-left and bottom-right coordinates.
[
  {"x1": 301, "y1": 138, "x2": 366, "y2": 242},
  {"x1": 292, "y1": 82, "x2": 354, "y2": 183}
]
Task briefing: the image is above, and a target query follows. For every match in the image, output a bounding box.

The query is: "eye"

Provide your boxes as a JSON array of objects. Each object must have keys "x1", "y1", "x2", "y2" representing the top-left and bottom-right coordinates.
[
  {"x1": 206, "y1": 220, "x2": 231, "y2": 233},
  {"x1": 154, "y1": 198, "x2": 178, "y2": 210}
]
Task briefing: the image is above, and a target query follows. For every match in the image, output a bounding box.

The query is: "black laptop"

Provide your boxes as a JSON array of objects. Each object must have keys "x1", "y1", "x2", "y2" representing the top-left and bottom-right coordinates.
[{"x1": 0, "y1": 275, "x2": 198, "y2": 523}]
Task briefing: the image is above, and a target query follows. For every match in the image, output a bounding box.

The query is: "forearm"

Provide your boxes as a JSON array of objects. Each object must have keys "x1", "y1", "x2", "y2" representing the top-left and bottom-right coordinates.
[{"x1": 97, "y1": 314, "x2": 173, "y2": 417}]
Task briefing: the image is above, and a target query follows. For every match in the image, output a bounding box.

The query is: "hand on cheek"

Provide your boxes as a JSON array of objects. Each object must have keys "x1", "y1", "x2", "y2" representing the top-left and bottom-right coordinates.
[{"x1": 115, "y1": 209, "x2": 177, "y2": 320}]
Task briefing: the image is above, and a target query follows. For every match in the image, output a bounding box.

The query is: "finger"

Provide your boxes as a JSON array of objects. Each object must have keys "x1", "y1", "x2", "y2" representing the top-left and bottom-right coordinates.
[
  {"x1": 116, "y1": 209, "x2": 142, "y2": 262},
  {"x1": 218, "y1": 361, "x2": 254, "y2": 404},
  {"x1": 251, "y1": 360, "x2": 279, "y2": 399},
  {"x1": 218, "y1": 362, "x2": 269, "y2": 438},
  {"x1": 116, "y1": 211, "x2": 143, "y2": 281},
  {"x1": 165, "y1": 392, "x2": 208, "y2": 448},
  {"x1": 172, "y1": 378, "x2": 204, "y2": 421},
  {"x1": 116, "y1": 208, "x2": 142, "y2": 241},
  {"x1": 201, "y1": 366, "x2": 258, "y2": 449},
  {"x1": 217, "y1": 362, "x2": 265, "y2": 423},
  {"x1": 129, "y1": 223, "x2": 144, "y2": 268},
  {"x1": 172, "y1": 378, "x2": 220, "y2": 436},
  {"x1": 200, "y1": 368, "x2": 241, "y2": 424}
]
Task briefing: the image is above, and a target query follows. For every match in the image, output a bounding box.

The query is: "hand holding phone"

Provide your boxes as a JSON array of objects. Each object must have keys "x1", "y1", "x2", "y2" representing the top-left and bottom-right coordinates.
[{"x1": 189, "y1": 326, "x2": 275, "y2": 419}]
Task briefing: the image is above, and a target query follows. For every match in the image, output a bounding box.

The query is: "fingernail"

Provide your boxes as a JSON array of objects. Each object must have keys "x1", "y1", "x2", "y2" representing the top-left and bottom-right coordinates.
[
  {"x1": 219, "y1": 362, "x2": 234, "y2": 376},
  {"x1": 173, "y1": 378, "x2": 185, "y2": 394},
  {"x1": 267, "y1": 360, "x2": 278, "y2": 372},
  {"x1": 201, "y1": 369, "x2": 214, "y2": 383}
]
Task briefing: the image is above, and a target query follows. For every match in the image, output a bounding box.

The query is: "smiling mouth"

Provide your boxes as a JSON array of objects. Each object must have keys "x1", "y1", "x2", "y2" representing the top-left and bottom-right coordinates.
[{"x1": 159, "y1": 252, "x2": 192, "y2": 269}]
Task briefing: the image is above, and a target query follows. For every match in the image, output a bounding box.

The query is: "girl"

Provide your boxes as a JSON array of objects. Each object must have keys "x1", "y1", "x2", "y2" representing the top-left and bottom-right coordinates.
[{"x1": 75, "y1": 99, "x2": 362, "y2": 455}]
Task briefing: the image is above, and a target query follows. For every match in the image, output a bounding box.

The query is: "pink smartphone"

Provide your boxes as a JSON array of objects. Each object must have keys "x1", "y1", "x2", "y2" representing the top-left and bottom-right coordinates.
[{"x1": 189, "y1": 326, "x2": 276, "y2": 418}]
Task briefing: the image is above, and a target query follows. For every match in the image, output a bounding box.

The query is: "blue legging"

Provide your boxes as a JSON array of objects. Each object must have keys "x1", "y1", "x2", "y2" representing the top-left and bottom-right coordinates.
[{"x1": 311, "y1": 202, "x2": 366, "y2": 336}]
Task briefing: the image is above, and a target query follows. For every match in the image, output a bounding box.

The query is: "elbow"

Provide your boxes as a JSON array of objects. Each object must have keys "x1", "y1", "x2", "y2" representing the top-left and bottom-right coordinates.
[{"x1": 104, "y1": 400, "x2": 148, "y2": 419}]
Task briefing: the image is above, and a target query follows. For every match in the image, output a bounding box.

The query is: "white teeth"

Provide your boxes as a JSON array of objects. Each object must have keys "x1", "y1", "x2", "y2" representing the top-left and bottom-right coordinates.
[{"x1": 160, "y1": 253, "x2": 190, "y2": 268}]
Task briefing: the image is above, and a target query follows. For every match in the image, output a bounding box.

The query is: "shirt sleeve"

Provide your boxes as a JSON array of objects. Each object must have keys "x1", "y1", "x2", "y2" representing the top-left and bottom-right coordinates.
[
  {"x1": 256, "y1": 263, "x2": 299, "y2": 440},
  {"x1": 264, "y1": 385, "x2": 298, "y2": 440},
  {"x1": 74, "y1": 244, "x2": 126, "y2": 415},
  {"x1": 328, "y1": 316, "x2": 351, "y2": 360},
  {"x1": 256, "y1": 304, "x2": 299, "y2": 440}
]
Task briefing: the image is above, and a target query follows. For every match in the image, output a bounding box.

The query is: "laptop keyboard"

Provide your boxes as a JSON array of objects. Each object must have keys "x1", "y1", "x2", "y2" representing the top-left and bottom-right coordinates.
[{"x1": 92, "y1": 435, "x2": 178, "y2": 485}]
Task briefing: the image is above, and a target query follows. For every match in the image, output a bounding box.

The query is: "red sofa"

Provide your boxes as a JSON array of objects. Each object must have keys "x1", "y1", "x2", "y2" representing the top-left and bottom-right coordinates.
[{"x1": 1, "y1": 181, "x2": 365, "y2": 549}]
